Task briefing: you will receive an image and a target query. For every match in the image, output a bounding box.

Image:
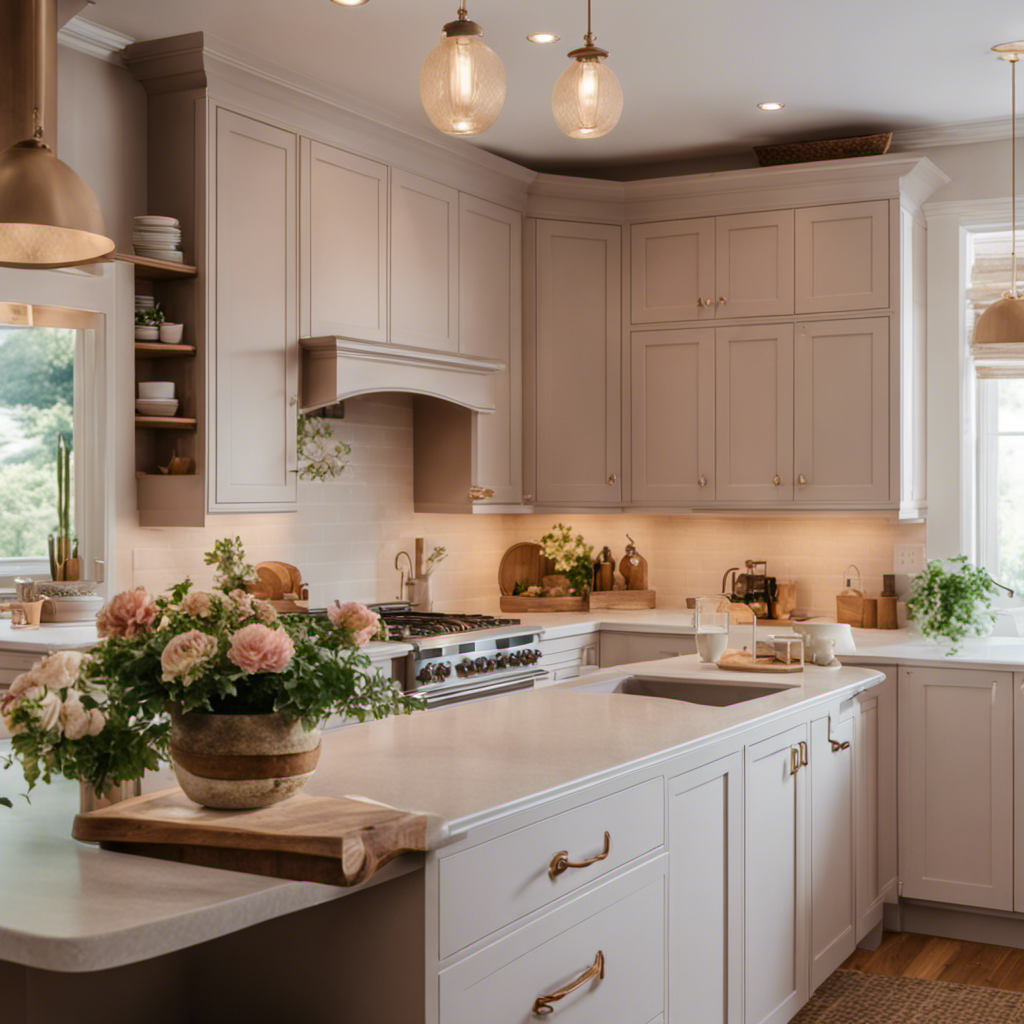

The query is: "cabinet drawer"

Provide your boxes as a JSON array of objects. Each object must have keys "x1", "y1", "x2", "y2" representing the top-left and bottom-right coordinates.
[
  {"x1": 439, "y1": 776, "x2": 664, "y2": 957},
  {"x1": 600, "y1": 632, "x2": 696, "y2": 667},
  {"x1": 440, "y1": 858, "x2": 666, "y2": 1024}
]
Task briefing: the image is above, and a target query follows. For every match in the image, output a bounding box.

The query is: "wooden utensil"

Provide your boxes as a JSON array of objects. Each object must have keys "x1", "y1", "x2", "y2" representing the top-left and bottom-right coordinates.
[
  {"x1": 72, "y1": 788, "x2": 443, "y2": 888},
  {"x1": 498, "y1": 542, "x2": 554, "y2": 597},
  {"x1": 716, "y1": 648, "x2": 804, "y2": 673}
]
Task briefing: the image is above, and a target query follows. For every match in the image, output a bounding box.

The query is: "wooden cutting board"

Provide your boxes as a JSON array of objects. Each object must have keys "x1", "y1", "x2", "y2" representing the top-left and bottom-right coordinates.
[
  {"x1": 716, "y1": 648, "x2": 804, "y2": 673},
  {"x1": 72, "y1": 789, "x2": 445, "y2": 887},
  {"x1": 498, "y1": 542, "x2": 555, "y2": 596}
]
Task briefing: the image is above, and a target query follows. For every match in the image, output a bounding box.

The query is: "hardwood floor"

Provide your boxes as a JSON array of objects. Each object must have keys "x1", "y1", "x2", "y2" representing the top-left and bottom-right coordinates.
[{"x1": 842, "y1": 931, "x2": 1024, "y2": 992}]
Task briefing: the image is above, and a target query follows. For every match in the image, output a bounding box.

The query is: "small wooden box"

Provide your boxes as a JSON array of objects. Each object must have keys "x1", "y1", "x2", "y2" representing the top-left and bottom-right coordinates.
[
  {"x1": 836, "y1": 594, "x2": 865, "y2": 627},
  {"x1": 587, "y1": 590, "x2": 656, "y2": 611},
  {"x1": 499, "y1": 595, "x2": 587, "y2": 613}
]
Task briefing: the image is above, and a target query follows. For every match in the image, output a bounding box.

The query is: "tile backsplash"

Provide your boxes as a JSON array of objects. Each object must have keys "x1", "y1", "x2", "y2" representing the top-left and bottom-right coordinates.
[{"x1": 125, "y1": 394, "x2": 925, "y2": 616}]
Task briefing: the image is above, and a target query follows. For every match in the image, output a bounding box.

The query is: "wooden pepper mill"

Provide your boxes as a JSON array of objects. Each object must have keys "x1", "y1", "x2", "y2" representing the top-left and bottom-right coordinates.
[
  {"x1": 878, "y1": 573, "x2": 899, "y2": 630},
  {"x1": 619, "y1": 535, "x2": 649, "y2": 591}
]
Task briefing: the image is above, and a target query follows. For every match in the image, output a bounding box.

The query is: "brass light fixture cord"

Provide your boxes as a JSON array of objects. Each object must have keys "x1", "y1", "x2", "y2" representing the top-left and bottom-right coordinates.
[
  {"x1": 1013, "y1": 55, "x2": 1018, "y2": 298},
  {"x1": 33, "y1": 0, "x2": 47, "y2": 141}
]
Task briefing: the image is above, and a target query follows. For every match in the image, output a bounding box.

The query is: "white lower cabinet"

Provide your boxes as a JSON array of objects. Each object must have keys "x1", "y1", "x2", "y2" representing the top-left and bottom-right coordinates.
[
  {"x1": 538, "y1": 632, "x2": 601, "y2": 684},
  {"x1": 809, "y1": 710, "x2": 856, "y2": 991},
  {"x1": 746, "y1": 723, "x2": 808, "y2": 1024},
  {"x1": 438, "y1": 857, "x2": 666, "y2": 1024},
  {"x1": 669, "y1": 752, "x2": 743, "y2": 1024},
  {"x1": 899, "y1": 666, "x2": 1014, "y2": 910},
  {"x1": 600, "y1": 631, "x2": 697, "y2": 668}
]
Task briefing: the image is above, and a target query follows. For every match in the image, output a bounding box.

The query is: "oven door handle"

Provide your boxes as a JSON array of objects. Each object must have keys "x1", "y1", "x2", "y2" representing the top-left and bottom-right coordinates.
[{"x1": 420, "y1": 671, "x2": 546, "y2": 708}]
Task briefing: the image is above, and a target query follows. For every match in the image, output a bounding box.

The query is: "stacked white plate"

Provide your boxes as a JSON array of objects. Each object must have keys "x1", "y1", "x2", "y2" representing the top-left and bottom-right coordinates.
[
  {"x1": 136, "y1": 398, "x2": 179, "y2": 417},
  {"x1": 133, "y1": 215, "x2": 183, "y2": 263},
  {"x1": 135, "y1": 294, "x2": 155, "y2": 313}
]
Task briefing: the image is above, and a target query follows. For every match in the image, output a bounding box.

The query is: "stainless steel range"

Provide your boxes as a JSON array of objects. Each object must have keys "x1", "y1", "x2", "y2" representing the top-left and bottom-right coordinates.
[{"x1": 372, "y1": 604, "x2": 545, "y2": 708}]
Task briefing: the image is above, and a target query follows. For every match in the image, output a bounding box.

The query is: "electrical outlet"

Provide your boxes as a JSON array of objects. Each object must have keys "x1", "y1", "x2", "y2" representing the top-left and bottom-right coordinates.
[{"x1": 894, "y1": 544, "x2": 925, "y2": 575}]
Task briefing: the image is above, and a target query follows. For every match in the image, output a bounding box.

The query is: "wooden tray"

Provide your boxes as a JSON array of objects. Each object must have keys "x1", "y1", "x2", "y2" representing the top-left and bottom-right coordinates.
[
  {"x1": 498, "y1": 542, "x2": 554, "y2": 596},
  {"x1": 72, "y1": 788, "x2": 443, "y2": 887},
  {"x1": 588, "y1": 589, "x2": 656, "y2": 610},
  {"x1": 716, "y1": 648, "x2": 804, "y2": 673},
  {"x1": 500, "y1": 595, "x2": 587, "y2": 613}
]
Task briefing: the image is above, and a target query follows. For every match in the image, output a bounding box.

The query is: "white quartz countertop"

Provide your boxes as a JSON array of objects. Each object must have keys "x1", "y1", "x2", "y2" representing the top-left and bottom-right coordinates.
[
  {"x1": 0, "y1": 654, "x2": 881, "y2": 973},
  {"x1": 0, "y1": 619, "x2": 411, "y2": 661}
]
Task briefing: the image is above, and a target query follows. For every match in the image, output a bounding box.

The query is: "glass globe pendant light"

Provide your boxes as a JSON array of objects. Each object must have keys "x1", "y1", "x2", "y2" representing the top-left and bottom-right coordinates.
[
  {"x1": 973, "y1": 41, "x2": 1024, "y2": 371},
  {"x1": 420, "y1": 5, "x2": 506, "y2": 137},
  {"x1": 552, "y1": 0, "x2": 623, "y2": 139}
]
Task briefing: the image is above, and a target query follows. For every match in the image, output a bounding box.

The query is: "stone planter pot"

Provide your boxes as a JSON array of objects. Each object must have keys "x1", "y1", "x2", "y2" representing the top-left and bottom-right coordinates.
[{"x1": 169, "y1": 705, "x2": 321, "y2": 809}]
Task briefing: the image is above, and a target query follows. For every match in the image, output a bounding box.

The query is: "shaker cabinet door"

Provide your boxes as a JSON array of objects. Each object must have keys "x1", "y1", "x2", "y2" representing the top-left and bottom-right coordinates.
[
  {"x1": 459, "y1": 194, "x2": 522, "y2": 504},
  {"x1": 212, "y1": 108, "x2": 298, "y2": 510},
  {"x1": 305, "y1": 141, "x2": 388, "y2": 342},
  {"x1": 390, "y1": 169, "x2": 459, "y2": 351},
  {"x1": 899, "y1": 667, "x2": 1014, "y2": 910},
  {"x1": 631, "y1": 218, "x2": 715, "y2": 324},
  {"x1": 630, "y1": 328, "x2": 715, "y2": 503},
  {"x1": 715, "y1": 324, "x2": 794, "y2": 502},
  {"x1": 534, "y1": 220, "x2": 622, "y2": 504},
  {"x1": 714, "y1": 209, "x2": 794, "y2": 319},
  {"x1": 795, "y1": 201, "x2": 890, "y2": 314},
  {"x1": 793, "y1": 318, "x2": 890, "y2": 503}
]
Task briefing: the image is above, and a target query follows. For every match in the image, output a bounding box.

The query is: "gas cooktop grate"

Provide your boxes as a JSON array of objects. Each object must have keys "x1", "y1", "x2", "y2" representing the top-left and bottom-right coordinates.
[{"x1": 379, "y1": 612, "x2": 521, "y2": 640}]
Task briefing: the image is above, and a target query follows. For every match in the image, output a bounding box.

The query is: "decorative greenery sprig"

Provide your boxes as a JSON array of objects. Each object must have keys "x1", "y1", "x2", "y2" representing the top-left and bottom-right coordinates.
[
  {"x1": 134, "y1": 305, "x2": 165, "y2": 327},
  {"x1": 424, "y1": 545, "x2": 447, "y2": 575},
  {"x1": 539, "y1": 523, "x2": 594, "y2": 596},
  {"x1": 297, "y1": 414, "x2": 351, "y2": 481},
  {"x1": 203, "y1": 536, "x2": 254, "y2": 593},
  {"x1": 906, "y1": 556, "x2": 997, "y2": 655}
]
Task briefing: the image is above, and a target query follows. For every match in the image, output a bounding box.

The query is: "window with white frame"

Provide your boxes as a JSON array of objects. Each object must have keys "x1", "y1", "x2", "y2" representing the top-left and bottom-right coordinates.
[
  {"x1": 0, "y1": 325, "x2": 78, "y2": 581},
  {"x1": 968, "y1": 228, "x2": 1024, "y2": 594}
]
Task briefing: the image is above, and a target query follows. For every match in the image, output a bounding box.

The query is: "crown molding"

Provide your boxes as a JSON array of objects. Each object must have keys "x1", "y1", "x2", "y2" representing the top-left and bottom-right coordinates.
[
  {"x1": 893, "y1": 116, "x2": 1012, "y2": 151},
  {"x1": 58, "y1": 15, "x2": 134, "y2": 65},
  {"x1": 923, "y1": 196, "x2": 1013, "y2": 223}
]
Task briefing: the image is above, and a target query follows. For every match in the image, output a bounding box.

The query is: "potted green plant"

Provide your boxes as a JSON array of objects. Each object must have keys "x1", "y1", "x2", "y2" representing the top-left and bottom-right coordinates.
[
  {"x1": 906, "y1": 556, "x2": 998, "y2": 655},
  {"x1": 135, "y1": 304, "x2": 165, "y2": 341}
]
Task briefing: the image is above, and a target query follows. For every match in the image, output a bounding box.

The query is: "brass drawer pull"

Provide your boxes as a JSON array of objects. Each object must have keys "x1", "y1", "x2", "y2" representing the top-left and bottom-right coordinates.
[
  {"x1": 533, "y1": 950, "x2": 605, "y2": 1015},
  {"x1": 828, "y1": 715, "x2": 850, "y2": 753},
  {"x1": 549, "y1": 832, "x2": 611, "y2": 879},
  {"x1": 799, "y1": 740, "x2": 809, "y2": 767},
  {"x1": 790, "y1": 747, "x2": 800, "y2": 775}
]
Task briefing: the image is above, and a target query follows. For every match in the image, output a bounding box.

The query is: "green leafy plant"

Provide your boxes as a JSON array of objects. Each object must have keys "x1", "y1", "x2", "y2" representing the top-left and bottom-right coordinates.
[
  {"x1": 2, "y1": 575, "x2": 422, "y2": 799},
  {"x1": 134, "y1": 305, "x2": 165, "y2": 327},
  {"x1": 297, "y1": 414, "x2": 351, "y2": 481},
  {"x1": 539, "y1": 523, "x2": 594, "y2": 596},
  {"x1": 203, "y1": 535, "x2": 254, "y2": 593},
  {"x1": 424, "y1": 545, "x2": 447, "y2": 575},
  {"x1": 906, "y1": 556, "x2": 998, "y2": 655}
]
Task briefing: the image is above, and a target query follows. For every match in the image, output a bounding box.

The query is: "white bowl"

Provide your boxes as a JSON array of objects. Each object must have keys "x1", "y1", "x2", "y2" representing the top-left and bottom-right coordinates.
[
  {"x1": 135, "y1": 215, "x2": 179, "y2": 227},
  {"x1": 791, "y1": 621, "x2": 857, "y2": 656},
  {"x1": 139, "y1": 381, "x2": 175, "y2": 399},
  {"x1": 159, "y1": 323, "x2": 184, "y2": 344},
  {"x1": 136, "y1": 398, "x2": 179, "y2": 417},
  {"x1": 135, "y1": 325, "x2": 159, "y2": 341}
]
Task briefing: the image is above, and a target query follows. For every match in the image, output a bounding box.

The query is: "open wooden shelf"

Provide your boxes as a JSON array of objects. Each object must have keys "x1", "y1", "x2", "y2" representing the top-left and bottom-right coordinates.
[
  {"x1": 135, "y1": 471, "x2": 197, "y2": 478},
  {"x1": 114, "y1": 252, "x2": 197, "y2": 280},
  {"x1": 135, "y1": 416, "x2": 197, "y2": 430},
  {"x1": 135, "y1": 342, "x2": 197, "y2": 359}
]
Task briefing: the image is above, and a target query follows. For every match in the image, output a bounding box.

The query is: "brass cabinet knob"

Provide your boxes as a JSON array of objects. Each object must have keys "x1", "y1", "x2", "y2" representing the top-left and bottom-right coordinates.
[
  {"x1": 608, "y1": 473, "x2": 618, "y2": 485},
  {"x1": 523, "y1": 493, "x2": 533, "y2": 503},
  {"x1": 798, "y1": 473, "x2": 807, "y2": 486},
  {"x1": 698, "y1": 474, "x2": 707, "y2": 488},
  {"x1": 469, "y1": 485, "x2": 494, "y2": 501},
  {"x1": 718, "y1": 296, "x2": 727, "y2": 305},
  {"x1": 703, "y1": 297, "x2": 714, "y2": 307},
  {"x1": 773, "y1": 474, "x2": 781, "y2": 486}
]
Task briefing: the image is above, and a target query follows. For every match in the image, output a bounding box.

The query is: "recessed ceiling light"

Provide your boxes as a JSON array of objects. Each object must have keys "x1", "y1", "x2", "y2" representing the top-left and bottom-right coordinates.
[
  {"x1": 527, "y1": 32, "x2": 560, "y2": 43},
  {"x1": 758, "y1": 101, "x2": 785, "y2": 111},
  {"x1": 330, "y1": 0, "x2": 370, "y2": 6}
]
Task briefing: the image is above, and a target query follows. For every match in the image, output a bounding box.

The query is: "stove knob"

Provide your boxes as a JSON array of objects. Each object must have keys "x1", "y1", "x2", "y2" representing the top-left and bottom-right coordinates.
[
  {"x1": 461, "y1": 658, "x2": 477, "y2": 675},
  {"x1": 486, "y1": 659, "x2": 496, "y2": 672},
  {"x1": 475, "y1": 656, "x2": 489, "y2": 673},
  {"x1": 495, "y1": 654, "x2": 509, "y2": 669},
  {"x1": 436, "y1": 661, "x2": 452, "y2": 679},
  {"x1": 508, "y1": 651, "x2": 522, "y2": 666},
  {"x1": 524, "y1": 649, "x2": 539, "y2": 665},
  {"x1": 417, "y1": 667, "x2": 435, "y2": 684}
]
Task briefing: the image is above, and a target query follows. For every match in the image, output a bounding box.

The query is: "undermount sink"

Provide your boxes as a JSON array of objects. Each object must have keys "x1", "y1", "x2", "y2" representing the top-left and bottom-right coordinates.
[{"x1": 576, "y1": 676, "x2": 790, "y2": 707}]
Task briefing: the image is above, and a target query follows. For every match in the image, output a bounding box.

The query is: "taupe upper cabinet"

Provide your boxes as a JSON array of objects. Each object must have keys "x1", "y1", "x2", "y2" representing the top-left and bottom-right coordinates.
[
  {"x1": 212, "y1": 109, "x2": 298, "y2": 510},
  {"x1": 631, "y1": 218, "x2": 715, "y2": 324},
  {"x1": 459, "y1": 194, "x2": 522, "y2": 504},
  {"x1": 715, "y1": 210, "x2": 794, "y2": 318},
  {"x1": 794, "y1": 201, "x2": 889, "y2": 314},
  {"x1": 534, "y1": 220, "x2": 622, "y2": 504},
  {"x1": 630, "y1": 328, "x2": 715, "y2": 504},
  {"x1": 305, "y1": 141, "x2": 388, "y2": 343},
  {"x1": 794, "y1": 318, "x2": 890, "y2": 503},
  {"x1": 715, "y1": 323, "x2": 794, "y2": 503},
  {"x1": 390, "y1": 169, "x2": 459, "y2": 351}
]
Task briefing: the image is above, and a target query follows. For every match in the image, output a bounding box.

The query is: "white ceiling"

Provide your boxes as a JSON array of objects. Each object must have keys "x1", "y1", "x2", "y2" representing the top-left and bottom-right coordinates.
[{"x1": 87, "y1": 0, "x2": 1024, "y2": 175}]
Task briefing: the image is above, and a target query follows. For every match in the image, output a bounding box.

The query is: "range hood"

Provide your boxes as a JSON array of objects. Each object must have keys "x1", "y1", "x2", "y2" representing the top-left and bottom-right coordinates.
[
  {"x1": 299, "y1": 336, "x2": 505, "y2": 413},
  {"x1": 299, "y1": 336, "x2": 510, "y2": 513}
]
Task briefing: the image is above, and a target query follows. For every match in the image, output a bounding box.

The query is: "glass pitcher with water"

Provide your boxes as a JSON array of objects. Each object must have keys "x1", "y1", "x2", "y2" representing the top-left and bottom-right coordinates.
[{"x1": 694, "y1": 597, "x2": 730, "y2": 663}]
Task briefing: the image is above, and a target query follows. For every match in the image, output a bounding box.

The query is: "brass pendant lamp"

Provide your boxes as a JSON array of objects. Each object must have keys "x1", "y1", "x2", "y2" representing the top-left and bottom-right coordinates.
[
  {"x1": 972, "y1": 41, "x2": 1024, "y2": 370},
  {"x1": 551, "y1": 0, "x2": 623, "y2": 139},
  {"x1": 0, "y1": 0, "x2": 114, "y2": 269}
]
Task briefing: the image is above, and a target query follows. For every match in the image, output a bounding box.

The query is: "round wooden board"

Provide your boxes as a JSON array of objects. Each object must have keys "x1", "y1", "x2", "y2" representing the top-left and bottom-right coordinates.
[{"x1": 498, "y1": 542, "x2": 554, "y2": 596}]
